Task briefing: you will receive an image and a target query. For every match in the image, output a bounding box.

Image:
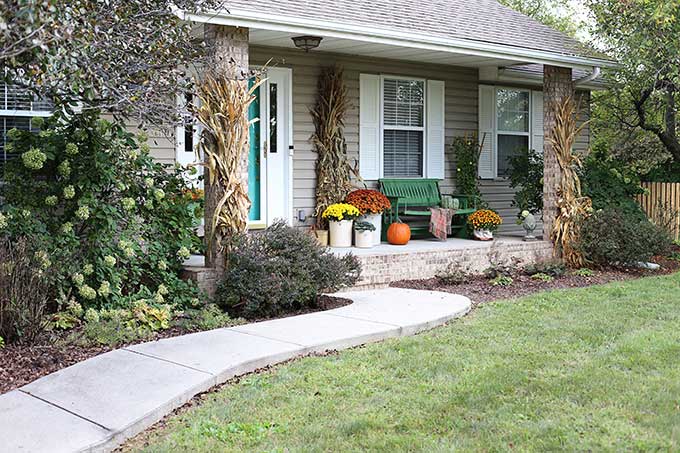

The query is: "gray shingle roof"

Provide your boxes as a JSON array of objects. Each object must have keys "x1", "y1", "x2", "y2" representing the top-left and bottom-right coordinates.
[{"x1": 223, "y1": 0, "x2": 606, "y2": 60}]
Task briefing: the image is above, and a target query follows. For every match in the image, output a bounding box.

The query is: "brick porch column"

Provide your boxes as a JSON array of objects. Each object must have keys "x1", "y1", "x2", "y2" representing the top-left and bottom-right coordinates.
[
  {"x1": 203, "y1": 25, "x2": 250, "y2": 271},
  {"x1": 542, "y1": 65, "x2": 574, "y2": 241}
]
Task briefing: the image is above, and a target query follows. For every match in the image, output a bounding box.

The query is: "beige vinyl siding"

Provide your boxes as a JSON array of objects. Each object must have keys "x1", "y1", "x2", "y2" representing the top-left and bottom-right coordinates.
[
  {"x1": 142, "y1": 45, "x2": 591, "y2": 234},
  {"x1": 250, "y1": 45, "x2": 478, "y2": 226}
]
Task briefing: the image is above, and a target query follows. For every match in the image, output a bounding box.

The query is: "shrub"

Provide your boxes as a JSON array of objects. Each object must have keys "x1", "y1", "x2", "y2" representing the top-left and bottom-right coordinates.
[
  {"x1": 0, "y1": 238, "x2": 51, "y2": 344},
  {"x1": 452, "y1": 136, "x2": 484, "y2": 206},
  {"x1": 215, "y1": 221, "x2": 361, "y2": 319},
  {"x1": 436, "y1": 263, "x2": 471, "y2": 286},
  {"x1": 579, "y1": 208, "x2": 672, "y2": 265},
  {"x1": 531, "y1": 273, "x2": 554, "y2": 283},
  {"x1": 490, "y1": 275, "x2": 513, "y2": 287},
  {"x1": 508, "y1": 148, "x2": 544, "y2": 215},
  {"x1": 0, "y1": 112, "x2": 201, "y2": 309},
  {"x1": 574, "y1": 268, "x2": 595, "y2": 277},
  {"x1": 524, "y1": 260, "x2": 567, "y2": 278}
]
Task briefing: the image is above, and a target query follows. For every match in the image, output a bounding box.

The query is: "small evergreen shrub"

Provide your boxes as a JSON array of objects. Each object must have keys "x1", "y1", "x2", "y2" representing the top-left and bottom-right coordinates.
[
  {"x1": 0, "y1": 112, "x2": 201, "y2": 309},
  {"x1": 215, "y1": 221, "x2": 361, "y2": 319},
  {"x1": 524, "y1": 260, "x2": 567, "y2": 278},
  {"x1": 579, "y1": 208, "x2": 672, "y2": 265},
  {"x1": 490, "y1": 275, "x2": 513, "y2": 287},
  {"x1": 573, "y1": 268, "x2": 595, "y2": 277},
  {"x1": 531, "y1": 273, "x2": 554, "y2": 283},
  {"x1": 436, "y1": 263, "x2": 470, "y2": 285}
]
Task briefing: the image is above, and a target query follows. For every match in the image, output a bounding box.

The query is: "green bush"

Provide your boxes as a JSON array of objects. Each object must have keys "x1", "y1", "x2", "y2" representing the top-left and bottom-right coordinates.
[
  {"x1": 215, "y1": 221, "x2": 361, "y2": 319},
  {"x1": 508, "y1": 148, "x2": 544, "y2": 215},
  {"x1": 582, "y1": 149, "x2": 646, "y2": 221},
  {"x1": 524, "y1": 259, "x2": 567, "y2": 278},
  {"x1": 579, "y1": 208, "x2": 672, "y2": 265},
  {"x1": 452, "y1": 136, "x2": 484, "y2": 206},
  {"x1": 0, "y1": 112, "x2": 201, "y2": 309}
]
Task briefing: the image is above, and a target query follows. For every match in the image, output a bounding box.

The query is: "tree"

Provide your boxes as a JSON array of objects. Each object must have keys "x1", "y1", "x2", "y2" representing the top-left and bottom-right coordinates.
[
  {"x1": 498, "y1": 0, "x2": 581, "y2": 37},
  {"x1": 0, "y1": 0, "x2": 220, "y2": 125},
  {"x1": 588, "y1": 0, "x2": 680, "y2": 167}
]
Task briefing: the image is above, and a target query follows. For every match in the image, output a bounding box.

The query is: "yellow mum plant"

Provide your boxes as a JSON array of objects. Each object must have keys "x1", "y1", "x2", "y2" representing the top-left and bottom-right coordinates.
[
  {"x1": 467, "y1": 209, "x2": 502, "y2": 231},
  {"x1": 322, "y1": 203, "x2": 361, "y2": 222}
]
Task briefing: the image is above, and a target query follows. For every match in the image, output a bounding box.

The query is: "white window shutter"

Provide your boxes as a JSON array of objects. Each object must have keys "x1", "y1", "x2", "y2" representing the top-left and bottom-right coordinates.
[
  {"x1": 426, "y1": 80, "x2": 445, "y2": 179},
  {"x1": 478, "y1": 85, "x2": 495, "y2": 179},
  {"x1": 359, "y1": 74, "x2": 381, "y2": 180},
  {"x1": 531, "y1": 90, "x2": 544, "y2": 155}
]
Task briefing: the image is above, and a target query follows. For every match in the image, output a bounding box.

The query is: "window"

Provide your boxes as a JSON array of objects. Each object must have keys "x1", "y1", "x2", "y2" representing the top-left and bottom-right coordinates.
[
  {"x1": 496, "y1": 88, "x2": 530, "y2": 177},
  {"x1": 382, "y1": 78, "x2": 425, "y2": 177},
  {"x1": 0, "y1": 83, "x2": 52, "y2": 175}
]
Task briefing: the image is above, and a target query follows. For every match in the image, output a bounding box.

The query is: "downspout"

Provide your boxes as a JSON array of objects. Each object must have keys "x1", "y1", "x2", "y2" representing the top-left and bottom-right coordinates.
[{"x1": 574, "y1": 66, "x2": 601, "y2": 86}]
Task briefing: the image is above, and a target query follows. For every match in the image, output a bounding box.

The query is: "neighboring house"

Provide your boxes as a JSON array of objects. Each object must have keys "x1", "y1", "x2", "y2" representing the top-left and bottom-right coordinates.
[{"x1": 0, "y1": 0, "x2": 614, "y2": 235}]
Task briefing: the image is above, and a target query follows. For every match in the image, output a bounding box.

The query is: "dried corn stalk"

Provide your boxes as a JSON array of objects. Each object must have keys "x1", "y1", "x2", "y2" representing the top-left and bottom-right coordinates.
[
  {"x1": 311, "y1": 66, "x2": 354, "y2": 228},
  {"x1": 197, "y1": 74, "x2": 262, "y2": 260},
  {"x1": 548, "y1": 96, "x2": 592, "y2": 268}
]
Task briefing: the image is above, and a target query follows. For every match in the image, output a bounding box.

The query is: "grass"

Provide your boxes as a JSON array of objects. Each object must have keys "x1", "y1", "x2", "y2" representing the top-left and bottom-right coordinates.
[{"x1": 133, "y1": 273, "x2": 680, "y2": 452}]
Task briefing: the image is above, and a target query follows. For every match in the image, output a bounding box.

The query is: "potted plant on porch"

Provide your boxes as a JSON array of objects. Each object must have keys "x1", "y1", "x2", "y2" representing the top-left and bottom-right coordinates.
[
  {"x1": 467, "y1": 209, "x2": 502, "y2": 241},
  {"x1": 354, "y1": 220, "x2": 377, "y2": 248},
  {"x1": 345, "y1": 189, "x2": 391, "y2": 245},
  {"x1": 322, "y1": 203, "x2": 361, "y2": 247}
]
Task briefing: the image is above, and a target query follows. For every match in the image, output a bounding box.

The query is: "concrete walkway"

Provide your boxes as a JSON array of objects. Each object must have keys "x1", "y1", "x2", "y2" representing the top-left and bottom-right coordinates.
[{"x1": 0, "y1": 288, "x2": 470, "y2": 453}]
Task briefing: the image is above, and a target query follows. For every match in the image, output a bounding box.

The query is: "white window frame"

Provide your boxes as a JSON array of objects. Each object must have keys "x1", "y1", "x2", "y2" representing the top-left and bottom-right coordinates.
[
  {"x1": 379, "y1": 75, "x2": 427, "y2": 178},
  {"x1": 493, "y1": 86, "x2": 535, "y2": 179}
]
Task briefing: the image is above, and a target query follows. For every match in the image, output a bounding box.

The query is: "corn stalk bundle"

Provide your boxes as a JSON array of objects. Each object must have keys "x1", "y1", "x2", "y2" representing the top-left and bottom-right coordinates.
[
  {"x1": 548, "y1": 96, "x2": 592, "y2": 268},
  {"x1": 311, "y1": 66, "x2": 354, "y2": 228},
  {"x1": 197, "y1": 74, "x2": 261, "y2": 255}
]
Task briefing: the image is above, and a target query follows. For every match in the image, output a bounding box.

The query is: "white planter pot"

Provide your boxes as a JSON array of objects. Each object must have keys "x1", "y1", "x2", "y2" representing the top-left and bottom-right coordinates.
[
  {"x1": 354, "y1": 230, "x2": 374, "y2": 248},
  {"x1": 473, "y1": 229, "x2": 494, "y2": 241},
  {"x1": 359, "y1": 213, "x2": 382, "y2": 245},
  {"x1": 329, "y1": 220, "x2": 353, "y2": 247}
]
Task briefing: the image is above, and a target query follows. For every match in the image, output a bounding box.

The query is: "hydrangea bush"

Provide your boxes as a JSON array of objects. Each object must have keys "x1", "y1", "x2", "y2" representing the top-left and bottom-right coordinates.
[{"x1": 0, "y1": 112, "x2": 201, "y2": 309}]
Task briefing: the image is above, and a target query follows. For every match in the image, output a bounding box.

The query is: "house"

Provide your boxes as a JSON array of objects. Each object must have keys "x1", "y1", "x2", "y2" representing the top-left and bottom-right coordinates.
[{"x1": 0, "y1": 1, "x2": 612, "y2": 237}]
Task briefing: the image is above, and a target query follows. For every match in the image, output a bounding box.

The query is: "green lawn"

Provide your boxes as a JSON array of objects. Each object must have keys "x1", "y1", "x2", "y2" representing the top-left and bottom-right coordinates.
[{"x1": 134, "y1": 274, "x2": 680, "y2": 452}]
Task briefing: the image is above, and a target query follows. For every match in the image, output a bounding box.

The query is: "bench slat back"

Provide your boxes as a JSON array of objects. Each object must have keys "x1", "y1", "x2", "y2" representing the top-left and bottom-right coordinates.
[{"x1": 379, "y1": 178, "x2": 441, "y2": 207}]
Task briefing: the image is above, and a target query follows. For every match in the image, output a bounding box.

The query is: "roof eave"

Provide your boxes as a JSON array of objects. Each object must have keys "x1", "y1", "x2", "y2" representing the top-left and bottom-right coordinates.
[{"x1": 181, "y1": 9, "x2": 617, "y2": 71}]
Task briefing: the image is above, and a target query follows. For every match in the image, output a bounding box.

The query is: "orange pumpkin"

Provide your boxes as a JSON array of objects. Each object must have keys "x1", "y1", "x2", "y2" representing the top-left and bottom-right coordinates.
[{"x1": 387, "y1": 222, "x2": 411, "y2": 245}]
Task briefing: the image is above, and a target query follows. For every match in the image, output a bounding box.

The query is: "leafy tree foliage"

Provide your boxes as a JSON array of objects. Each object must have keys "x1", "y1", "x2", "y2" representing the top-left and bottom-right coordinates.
[
  {"x1": 0, "y1": 0, "x2": 220, "y2": 124},
  {"x1": 588, "y1": 0, "x2": 680, "y2": 168},
  {"x1": 498, "y1": 0, "x2": 581, "y2": 36}
]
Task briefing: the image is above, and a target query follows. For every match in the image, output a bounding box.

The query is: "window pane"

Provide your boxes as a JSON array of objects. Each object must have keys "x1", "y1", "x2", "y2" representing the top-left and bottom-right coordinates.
[
  {"x1": 269, "y1": 83, "x2": 277, "y2": 154},
  {"x1": 383, "y1": 130, "x2": 423, "y2": 177},
  {"x1": 6, "y1": 84, "x2": 31, "y2": 111},
  {"x1": 383, "y1": 79, "x2": 424, "y2": 127},
  {"x1": 498, "y1": 134, "x2": 529, "y2": 177},
  {"x1": 497, "y1": 89, "x2": 529, "y2": 132}
]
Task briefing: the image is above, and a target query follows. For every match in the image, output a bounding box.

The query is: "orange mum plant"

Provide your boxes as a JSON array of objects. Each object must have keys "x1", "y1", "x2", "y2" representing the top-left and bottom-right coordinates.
[
  {"x1": 345, "y1": 189, "x2": 391, "y2": 215},
  {"x1": 467, "y1": 209, "x2": 503, "y2": 231}
]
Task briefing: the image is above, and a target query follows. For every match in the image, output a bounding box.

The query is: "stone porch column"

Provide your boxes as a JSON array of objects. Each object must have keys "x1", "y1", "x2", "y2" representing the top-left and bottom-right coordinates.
[
  {"x1": 542, "y1": 65, "x2": 574, "y2": 241},
  {"x1": 203, "y1": 24, "x2": 250, "y2": 271}
]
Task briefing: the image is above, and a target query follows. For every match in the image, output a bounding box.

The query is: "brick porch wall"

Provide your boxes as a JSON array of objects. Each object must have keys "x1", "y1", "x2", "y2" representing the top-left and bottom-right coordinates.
[{"x1": 349, "y1": 240, "x2": 554, "y2": 290}]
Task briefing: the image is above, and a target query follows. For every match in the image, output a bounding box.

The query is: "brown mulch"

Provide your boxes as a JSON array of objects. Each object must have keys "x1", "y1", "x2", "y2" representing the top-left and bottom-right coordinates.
[
  {"x1": 393, "y1": 253, "x2": 680, "y2": 308},
  {"x1": 0, "y1": 295, "x2": 352, "y2": 395}
]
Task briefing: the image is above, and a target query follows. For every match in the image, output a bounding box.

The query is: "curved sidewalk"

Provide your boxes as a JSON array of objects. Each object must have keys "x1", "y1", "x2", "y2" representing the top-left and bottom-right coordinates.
[{"x1": 0, "y1": 288, "x2": 470, "y2": 453}]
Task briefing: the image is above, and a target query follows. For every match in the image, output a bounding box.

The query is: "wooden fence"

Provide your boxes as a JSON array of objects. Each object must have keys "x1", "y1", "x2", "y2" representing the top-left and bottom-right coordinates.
[{"x1": 637, "y1": 182, "x2": 680, "y2": 241}]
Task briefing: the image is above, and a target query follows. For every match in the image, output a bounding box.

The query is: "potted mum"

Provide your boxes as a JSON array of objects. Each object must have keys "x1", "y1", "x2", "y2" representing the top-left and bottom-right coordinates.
[
  {"x1": 345, "y1": 189, "x2": 391, "y2": 245},
  {"x1": 467, "y1": 209, "x2": 502, "y2": 241},
  {"x1": 322, "y1": 203, "x2": 361, "y2": 247},
  {"x1": 354, "y1": 221, "x2": 376, "y2": 249}
]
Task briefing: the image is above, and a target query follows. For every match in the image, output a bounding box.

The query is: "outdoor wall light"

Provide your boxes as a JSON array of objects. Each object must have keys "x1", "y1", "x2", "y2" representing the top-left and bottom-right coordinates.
[{"x1": 292, "y1": 35, "x2": 323, "y2": 52}]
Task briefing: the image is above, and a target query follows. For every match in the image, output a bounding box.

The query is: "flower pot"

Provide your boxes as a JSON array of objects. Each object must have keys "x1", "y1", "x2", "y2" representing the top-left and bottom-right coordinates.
[
  {"x1": 354, "y1": 229, "x2": 374, "y2": 248},
  {"x1": 329, "y1": 220, "x2": 353, "y2": 247},
  {"x1": 473, "y1": 229, "x2": 494, "y2": 241},
  {"x1": 313, "y1": 229, "x2": 329, "y2": 247},
  {"x1": 359, "y1": 213, "x2": 382, "y2": 245}
]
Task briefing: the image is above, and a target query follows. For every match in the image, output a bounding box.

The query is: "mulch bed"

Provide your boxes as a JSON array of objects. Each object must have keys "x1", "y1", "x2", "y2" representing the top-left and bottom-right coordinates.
[
  {"x1": 0, "y1": 295, "x2": 352, "y2": 395},
  {"x1": 393, "y1": 252, "x2": 680, "y2": 308}
]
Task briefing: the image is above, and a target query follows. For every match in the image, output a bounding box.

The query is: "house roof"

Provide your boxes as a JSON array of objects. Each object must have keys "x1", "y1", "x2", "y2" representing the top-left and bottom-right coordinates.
[{"x1": 203, "y1": 0, "x2": 611, "y2": 66}]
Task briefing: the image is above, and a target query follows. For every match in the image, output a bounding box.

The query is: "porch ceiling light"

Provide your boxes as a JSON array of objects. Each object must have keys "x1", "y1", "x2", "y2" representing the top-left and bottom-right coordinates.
[{"x1": 292, "y1": 35, "x2": 322, "y2": 52}]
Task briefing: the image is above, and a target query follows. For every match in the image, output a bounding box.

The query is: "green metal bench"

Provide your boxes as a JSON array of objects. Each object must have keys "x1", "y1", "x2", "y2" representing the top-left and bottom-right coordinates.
[{"x1": 379, "y1": 178, "x2": 477, "y2": 240}]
